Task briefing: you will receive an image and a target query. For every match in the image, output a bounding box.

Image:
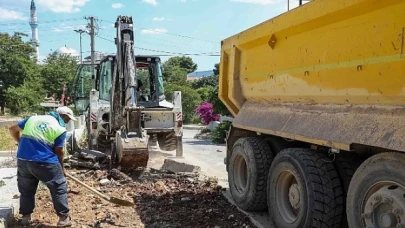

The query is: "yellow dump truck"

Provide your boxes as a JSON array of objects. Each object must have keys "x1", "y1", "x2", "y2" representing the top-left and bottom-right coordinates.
[{"x1": 219, "y1": 0, "x2": 405, "y2": 227}]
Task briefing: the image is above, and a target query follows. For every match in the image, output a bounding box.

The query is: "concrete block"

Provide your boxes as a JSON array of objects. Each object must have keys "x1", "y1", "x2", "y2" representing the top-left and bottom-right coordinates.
[
  {"x1": 0, "y1": 205, "x2": 17, "y2": 228},
  {"x1": 161, "y1": 158, "x2": 201, "y2": 173},
  {"x1": 0, "y1": 168, "x2": 19, "y2": 228}
]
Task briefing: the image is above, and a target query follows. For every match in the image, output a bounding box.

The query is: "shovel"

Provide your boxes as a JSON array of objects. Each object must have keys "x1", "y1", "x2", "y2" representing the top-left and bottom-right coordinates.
[{"x1": 65, "y1": 173, "x2": 134, "y2": 207}]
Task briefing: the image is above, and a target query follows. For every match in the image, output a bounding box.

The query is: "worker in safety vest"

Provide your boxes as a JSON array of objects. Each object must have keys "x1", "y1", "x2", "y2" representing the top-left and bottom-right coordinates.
[{"x1": 8, "y1": 106, "x2": 76, "y2": 227}]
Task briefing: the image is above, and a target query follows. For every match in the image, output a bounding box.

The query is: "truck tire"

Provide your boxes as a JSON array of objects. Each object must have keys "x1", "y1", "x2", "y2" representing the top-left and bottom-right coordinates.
[
  {"x1": 267, "y1": 148, "x2": 343, "y2": 228},
  {"x1": 333, "y1": 152, "x2": 362, "y2": 228},
  {"x1": 347, "y1": 152, "x2": 405, "y2": 228},
  {"x1": 228, "y1": 137, "x2": 274, "y2": 211},
  {"x1": 158, "y1": 132, "x2": 176, "y2": 151}
]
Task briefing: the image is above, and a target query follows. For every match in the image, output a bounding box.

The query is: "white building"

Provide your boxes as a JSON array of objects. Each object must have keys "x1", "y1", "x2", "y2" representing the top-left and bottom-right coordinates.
[{"x1": 52, "y1": 46, "x2": 80, "y2": 62}]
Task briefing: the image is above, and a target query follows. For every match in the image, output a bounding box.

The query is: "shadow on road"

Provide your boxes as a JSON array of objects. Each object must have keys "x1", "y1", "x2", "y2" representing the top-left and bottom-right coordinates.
[{"x1": 185, "y1": 139, "x2": 225, "y2": 146}]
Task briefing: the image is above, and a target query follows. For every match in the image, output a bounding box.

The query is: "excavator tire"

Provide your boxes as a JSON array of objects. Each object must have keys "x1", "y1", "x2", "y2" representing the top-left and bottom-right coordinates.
[
  {"x1": 148, "y1": 134, "x2": 158, "y2": 147},
  {"x1": 158, "y1": 132, "x2": 177, "y2": 151}
]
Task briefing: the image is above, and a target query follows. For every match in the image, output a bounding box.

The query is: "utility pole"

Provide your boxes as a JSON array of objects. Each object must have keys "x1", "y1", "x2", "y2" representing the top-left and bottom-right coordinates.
[
  {"x1": 85, "y1": 16, "x2": 96, "y2": 89},
  {"x1": 74, "y1": 29, "x2": 85, "y2": 63},
  {"x1": 90, "y1": 17, "x2": 95, "y2": 68}
]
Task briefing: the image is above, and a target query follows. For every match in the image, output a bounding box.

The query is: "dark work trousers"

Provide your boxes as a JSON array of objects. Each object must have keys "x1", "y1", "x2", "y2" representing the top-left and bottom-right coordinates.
[{"x1": 17, "y1": 159, "x2": 69, "y2": 217}]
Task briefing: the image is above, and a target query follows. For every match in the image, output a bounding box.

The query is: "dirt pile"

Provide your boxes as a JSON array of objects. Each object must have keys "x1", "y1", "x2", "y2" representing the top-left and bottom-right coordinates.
[{"x1": 16, "y1": 168, "x2": 254, "y2": 228}]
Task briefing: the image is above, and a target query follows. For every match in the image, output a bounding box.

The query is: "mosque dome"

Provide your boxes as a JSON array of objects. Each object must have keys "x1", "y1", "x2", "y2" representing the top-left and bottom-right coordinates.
[{"x1": 53, "y1": 46, "x2": 80, "y2": 61}]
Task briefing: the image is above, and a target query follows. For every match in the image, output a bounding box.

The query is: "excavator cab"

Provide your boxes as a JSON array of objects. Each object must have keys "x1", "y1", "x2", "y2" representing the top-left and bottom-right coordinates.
[
  {"x1": 96, "y1": 55, "x2": 166, "y2": 108},
  {"x1": 71, "y1": 62, "x2": 98, "y2": 115}
]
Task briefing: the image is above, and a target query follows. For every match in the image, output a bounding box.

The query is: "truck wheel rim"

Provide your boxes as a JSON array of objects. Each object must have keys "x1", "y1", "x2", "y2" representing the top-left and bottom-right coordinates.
[
  {"x1": 234, "y1": 154, "x2": 248, "y2": 193},
  {"x1": 276, "y1": 171, "x2": 301, "y2": 223},
  {"x1": 362, "y1": 181, "x2": 405, "y2": 228}
]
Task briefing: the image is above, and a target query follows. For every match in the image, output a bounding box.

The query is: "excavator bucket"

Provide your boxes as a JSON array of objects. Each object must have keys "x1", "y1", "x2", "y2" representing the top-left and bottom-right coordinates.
[{"x1": 114, "y1": 131, "x2": 149, "y2": 168}]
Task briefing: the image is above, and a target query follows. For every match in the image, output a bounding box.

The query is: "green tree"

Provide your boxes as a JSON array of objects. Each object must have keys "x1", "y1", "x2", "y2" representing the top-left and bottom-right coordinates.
[
  {"x1": 208, "y1": 85, "x2": 231, "y2": 116},
  {"x1": 196, "y1": 86, "x2": 212, "y2": 101},
  {"x1": 162, "y1": 56, "x2": 197, "y2": 84},
  {"x1": 0, "y1": 32, "x2": 39, "y2": 114},
  {"x1": 41, "y1": 53, "x2": 78, "y2": 100},
  {"x1": 165, "y1": 84, "x2": 202, "y2": 123},
  {"x1": 190, "y1": 63, "x2": 230, "y2": 116},
  {"x1": 6, "y1": 77, "x2": 45, "y2": 115},
  {"x1": 163, "y1": 56, "x2": 197, "y2": 74},
  {"x1": 165, "y1": 66, "x2": 189, "y2": 86},
  {"x1": 213, "y1": 63, "x2": 219, "y2": 75},
  {"x1": 191, "y1": 74, "x2": 217, "y2": 89}
]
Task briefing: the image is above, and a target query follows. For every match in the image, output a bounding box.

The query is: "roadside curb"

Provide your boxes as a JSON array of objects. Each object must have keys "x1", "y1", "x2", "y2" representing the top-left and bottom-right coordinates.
[
  {"x1": 222, "y1": 190, "x2": 274, "y2": 228},
  {"x1": 183, "y1": 125, "x2": 206, "y2": 130},
  {"x1": 0, "y1": 152, "x2": 16, "y2": 158}
]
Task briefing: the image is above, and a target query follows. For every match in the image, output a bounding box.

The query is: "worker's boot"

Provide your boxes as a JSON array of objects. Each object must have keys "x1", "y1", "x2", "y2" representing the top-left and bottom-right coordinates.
[
  {"x1": 57, "y1": 215, "x2": 72, "y2": 227},
  {"x1": 19, "y1": 214, "x2": 32, "y2": 225}
]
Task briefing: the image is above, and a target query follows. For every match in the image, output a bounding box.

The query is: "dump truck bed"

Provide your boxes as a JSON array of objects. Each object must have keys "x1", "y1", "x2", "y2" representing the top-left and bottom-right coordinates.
[{"x1": 219, "y1": 0, "x2": 405, "y2": 152}]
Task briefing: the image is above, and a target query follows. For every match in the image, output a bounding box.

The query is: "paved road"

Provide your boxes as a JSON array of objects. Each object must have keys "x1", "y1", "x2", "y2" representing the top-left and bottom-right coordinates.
[{"x1": 182, "y1": 130, "x2": 227, "y2": 182}]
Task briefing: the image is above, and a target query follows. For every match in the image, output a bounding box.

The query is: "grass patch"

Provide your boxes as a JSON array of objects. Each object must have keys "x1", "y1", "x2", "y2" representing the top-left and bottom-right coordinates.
[{"x1": 0, "y1": 125, "x2": 17, "y2": 151}]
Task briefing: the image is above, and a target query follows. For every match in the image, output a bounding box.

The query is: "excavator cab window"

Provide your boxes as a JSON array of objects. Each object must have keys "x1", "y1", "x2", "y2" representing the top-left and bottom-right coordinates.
[
  {"x1": 156, "y1": 62, "x2": 164, "y2": 97},
  {"x1": 135, "y1": 58, "x2": 164, "y2": 104},
  {"x1": 71, "y1": 63, "x2": 95, "y2": 114},
  {"x1": 99, "y1": 60, "x2": 113, "y2": 101}
]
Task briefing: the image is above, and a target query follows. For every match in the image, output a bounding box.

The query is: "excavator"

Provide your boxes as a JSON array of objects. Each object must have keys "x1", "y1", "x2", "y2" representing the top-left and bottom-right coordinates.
[{"x1": 70, "y1": 15, "x2": 183, "y2": 168}]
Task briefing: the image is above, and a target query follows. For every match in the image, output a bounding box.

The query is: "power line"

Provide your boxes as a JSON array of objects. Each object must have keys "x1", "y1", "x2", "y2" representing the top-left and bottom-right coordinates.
[
  {"x1": 139, "y1": 28, "x2": 218, "y2": 44},
  {"x1": 136, "y1": 38, "x2": 219, "y2": 53},
  {"x1": 0, "y1": 18, "x2": 83, "y2": 26},
  {"x1": 0, "y1": 37, "x2": 70, "y2": 47},
  {"x1": 95, "y1": 35, "x2": 220, "y2": 56},
  {"x1": 98, "y1": 18, "x2": 219, "y2": 44},
  {"x1": 0, "y1": 24, "x2": 87, "y2": 34}
]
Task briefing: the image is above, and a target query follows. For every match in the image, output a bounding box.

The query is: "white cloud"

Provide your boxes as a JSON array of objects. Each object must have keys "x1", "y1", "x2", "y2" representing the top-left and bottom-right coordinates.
[
  {"x1": 140, "y1": 28, "x2": 167, "y2": 34},
  {"x1": 0, "y1": 7, "x2": 27, "y2": 21},
  {"x1": 142, "y1": 0, "x2": 158, "y2": 6},
  {"x1": 36, "y1": 0, "x2": 90, "y2": 13},
  {"x1": 230, "y1": 0, "x2": 279, "y2": 4},
  {"x1": 152, "y1": 17, "x2": 165, "y2": 21},
  {"x1": 179, "y1": 0, "x2": 186, "y2": 2},
  {"x1": 112, "y1": 3, "x2": 124, "y2": 8}
]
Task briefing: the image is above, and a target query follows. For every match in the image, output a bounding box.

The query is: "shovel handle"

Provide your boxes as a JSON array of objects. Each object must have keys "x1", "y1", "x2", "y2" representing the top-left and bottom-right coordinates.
[{"x1": 65, "y1": 173, "x2": 110, "y2": 201}]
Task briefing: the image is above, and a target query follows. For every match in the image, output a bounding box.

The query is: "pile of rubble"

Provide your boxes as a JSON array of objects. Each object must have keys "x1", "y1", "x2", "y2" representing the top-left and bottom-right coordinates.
[
  {"x1": 64, "y1": 149, "x2": 110, "y2": 170},
  {"x1": 18, "y1": 167, "x2": 254, "y2": 228}
]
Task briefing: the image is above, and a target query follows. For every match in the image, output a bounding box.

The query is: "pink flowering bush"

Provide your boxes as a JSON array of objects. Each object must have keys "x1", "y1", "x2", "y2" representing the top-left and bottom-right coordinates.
[{"x1": 194, "y1": 102, "x2": 220, "y2": 125}]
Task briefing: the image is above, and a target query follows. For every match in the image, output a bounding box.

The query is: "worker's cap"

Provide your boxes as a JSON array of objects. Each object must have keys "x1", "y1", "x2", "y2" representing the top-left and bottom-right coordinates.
[{"x1": 56, "y1": 106, "x2": 77, "y2": 121}]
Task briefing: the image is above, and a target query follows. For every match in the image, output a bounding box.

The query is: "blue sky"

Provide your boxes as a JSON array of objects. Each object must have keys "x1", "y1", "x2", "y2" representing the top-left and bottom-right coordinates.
[{"x1": 0, "y1": 0, "x2": 301, "y2": 71}]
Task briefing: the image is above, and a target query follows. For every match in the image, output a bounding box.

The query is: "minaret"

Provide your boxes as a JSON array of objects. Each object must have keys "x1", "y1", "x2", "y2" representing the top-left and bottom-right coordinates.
[{"x1": 29, "y1": 0, "x2": 40, "y2": 61}]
